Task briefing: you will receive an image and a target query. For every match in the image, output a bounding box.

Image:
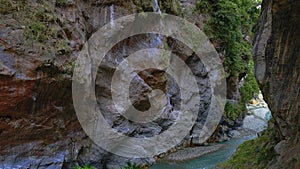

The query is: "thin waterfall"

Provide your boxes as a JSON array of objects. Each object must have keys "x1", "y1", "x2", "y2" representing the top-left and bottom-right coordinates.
[
  {"x1": 166, "y1": 93, "x2": 171, "y2": 108},
  {"x1": 153, "y1": 0, "x2": 162, "y2": 14},
  {"x1": 151, "y1": 0, "x2": 174, "y2": 119},
  {"x1": 150, "y1": 0, "x2": 163, "y2": 48},
  {"x1": 110, "y1": 5, "x2": 115, "y2": 27}
]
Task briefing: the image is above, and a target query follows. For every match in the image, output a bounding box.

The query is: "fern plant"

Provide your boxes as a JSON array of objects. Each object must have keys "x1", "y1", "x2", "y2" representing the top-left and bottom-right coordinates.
[{"x1": 121, "y1": 162, "x2": 140, "y2": 169}]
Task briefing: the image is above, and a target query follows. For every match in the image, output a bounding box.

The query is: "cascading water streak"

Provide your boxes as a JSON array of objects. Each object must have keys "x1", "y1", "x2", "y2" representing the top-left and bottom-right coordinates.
[
  {"x1": 153, "y1": 0, "x2": 162, "y2": 14},
  {"x1": 149, "y1": 0, "x2": 164, "y2": 52},
  {"x1": 110, "y1": 5, "x2": 115, "y2": 27}
]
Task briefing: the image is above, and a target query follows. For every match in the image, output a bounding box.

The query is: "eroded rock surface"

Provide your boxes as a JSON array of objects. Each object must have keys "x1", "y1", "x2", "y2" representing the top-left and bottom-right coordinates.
[
  {"x1": 0, "y1": 0, "x2": 214, "y2": 168},
  {"x1": 0, "y1": 0, "x2": 249, "y2": 168},
  {"x1": 253, "y1": 0, "x2": 300, "y2": 168}
]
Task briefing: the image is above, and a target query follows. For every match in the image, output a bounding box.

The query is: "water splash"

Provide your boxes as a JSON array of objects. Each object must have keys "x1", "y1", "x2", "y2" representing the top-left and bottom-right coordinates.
[
  {"x1": 150, "y1": 0, "x2": 163, "y2": 49},
  {"x1": 153, "y1": 0, "x2": 162, "y2": 14},
  {"x1": 151, "y1": 34, "x2": 163, "y2": 48},
  {"x1": 110, "y1": 5, "x2": 115, "y2": 27}
]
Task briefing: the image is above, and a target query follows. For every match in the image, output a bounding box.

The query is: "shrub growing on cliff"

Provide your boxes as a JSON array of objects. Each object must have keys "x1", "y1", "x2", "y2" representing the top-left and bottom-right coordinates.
[
  {"x1": 121, "y1": 162, "x2": 140, "y2": 169},
  {"x1": 55, "y1": 0, "x2": 68, "y2": 7},
  {"x1": 0, "y1": 0, "x2": 14, "y2": 14},
  {"x1": 11, "y1": 0, "x2": 71, "y2": 56},
  {"x1": 23, "y1": 2, "x2": 58, "y2": 42},
  {"x1": 239, "y1": 61, "x2": 260, "y2": 104},
  {"x1": 203, "y1": 0, "x2": 260, "y2": 78},
  {"x1": 74, "y1": 165, "x2": 94, "y2": 169},
  {"x1": 224, "y1": 102, "x2": 245, "y2": 120},
  {"x1": 197, "y1": 0, "x2": 261, "y2": 117}
]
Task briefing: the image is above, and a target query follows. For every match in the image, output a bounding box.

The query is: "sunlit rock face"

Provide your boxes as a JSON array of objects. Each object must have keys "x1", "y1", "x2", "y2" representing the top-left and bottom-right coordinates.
[{"x1": 253, "y1": 0, "x2": 300, "y2": 168}]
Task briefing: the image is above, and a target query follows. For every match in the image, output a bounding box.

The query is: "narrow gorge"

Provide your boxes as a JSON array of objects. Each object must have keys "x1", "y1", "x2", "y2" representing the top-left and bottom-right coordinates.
[{"x1": 0, "y1": 0, "x2": 299, "y2": 169}]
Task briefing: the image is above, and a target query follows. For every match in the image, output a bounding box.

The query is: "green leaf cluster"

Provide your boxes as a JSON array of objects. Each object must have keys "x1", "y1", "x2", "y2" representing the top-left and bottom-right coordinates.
[
  {"x1": 55, "y1": 0, "x2": 68, "y2": 7},
  {"x1": 196, "y1": 0, "x2": 261, "y2": 119},
  {"x1": 74, "y1": 165, "x2": 94, "y2": 169},
  {"x1": 203, "y1": 0, "x2": 260, "y2": 77},
  {"x1": 239, "y1": 61, "x2": 260, "y2": 104},
  {"x1": 224, "y1": 101, "x2": 245, "y2": 120},
  {"x1": 22, "y1": 2, "x2": 58, "y2": 43}
]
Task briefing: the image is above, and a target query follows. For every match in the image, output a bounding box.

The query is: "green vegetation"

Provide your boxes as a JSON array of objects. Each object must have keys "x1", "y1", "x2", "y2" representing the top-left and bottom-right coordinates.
[
  {"x1": 224, "y1": 102, "x2": 245, "y2": 120},
  {"x1": 74, "y1": 165, "x2": 94, "y2": 169},
  {"x1": 223, "y1": 61, "x2": 260, "y2": 120},
  {"x1": 0, "y1": 0, "x2": 14, "y2": 14},
  {"x1": 22, "y1": 2, "x2": 58, "y2": 43},
  {"x1": 194, "y1": 0, "x2": 261, "y2": 120},
  {"x1": 56, "y1": 39, "x2": 71, "y2": 54},
  {"x1": 132, "y1": 0, "x2": 181, "y2": 15},
  {"x1": 3, "y1": 1, "x2": 46, "y2": 42},
  {"x1": 55, "y1": 0, "x2": 68, "y2": 7},
  {"x1": 239, "y1": 61, "x2": 260, "y2": 104},
  {"x1": 219, "y1": 120, "x2": 277, "y2": 168},
  {"x1": 195, "y1": 0, "x2": 211, "y2": 13},
  {"x1": 223, "y1": 60, "x2": 260, "y2": 121},
  {"x1": 3, "y1": 1, "x2": 71, "y2": 56},
  {"x1": 202, "y1": 0, "x2": 260, "y2": 77},
  {"x1": 160, "y1": 0, "x2": 182, "y2": 15},
  {"x1": 74, "y1": 165, "x2": 95, "y2": 169},
  {"x1": 263, "y1": 81, "x2": 270, "y2": 91},
  {"x1": 195, "y1": 0, "x2": 261, "y2": 80}
]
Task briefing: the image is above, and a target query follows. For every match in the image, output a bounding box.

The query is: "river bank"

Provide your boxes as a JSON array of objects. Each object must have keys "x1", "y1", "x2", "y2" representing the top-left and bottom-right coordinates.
[
  {"x1": 150, "y1": 96, "x2": 271, "y2": 169},
  {"x1": 150, "y1": 135, "x2": 257, "y2": 169},
  {"x1": 162, "y1": 144, "x2": 223, "y2": 162}
]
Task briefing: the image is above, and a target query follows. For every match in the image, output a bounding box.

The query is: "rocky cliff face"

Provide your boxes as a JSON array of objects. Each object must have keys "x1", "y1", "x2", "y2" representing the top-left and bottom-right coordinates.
[
  {"x1": 253, "y1": 0, "x2": 300, "y2": 168},
  {"x1": 0, "y1": 0, "x2": 214, "y2": 168},
  {"x1": 0, "y1": 0, "x2": 250, "y2": 168}
]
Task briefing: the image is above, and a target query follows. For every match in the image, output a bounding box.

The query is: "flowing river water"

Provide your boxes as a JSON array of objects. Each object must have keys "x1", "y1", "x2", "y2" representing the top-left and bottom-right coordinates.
[
  {"x1": 150, "y1": 95, "x2": 271, "y2": 169},
  {"x1": 150, "y1": 135, "x2": 256, "y2": 169},
  {"x1": 147, "y1": 1, "x2": 269, "y2": 168}
]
